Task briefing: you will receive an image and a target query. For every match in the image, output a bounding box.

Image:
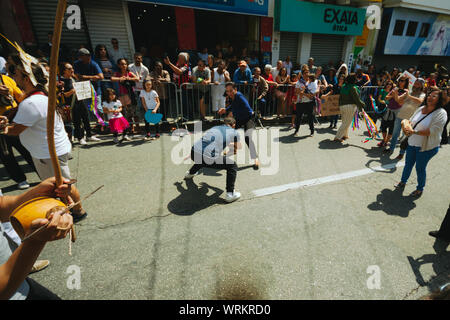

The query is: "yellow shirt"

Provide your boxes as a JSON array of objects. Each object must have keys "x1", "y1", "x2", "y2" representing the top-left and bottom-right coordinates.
[{"x1": 0, "y1": 74, "x2": 24, "y2": 115}]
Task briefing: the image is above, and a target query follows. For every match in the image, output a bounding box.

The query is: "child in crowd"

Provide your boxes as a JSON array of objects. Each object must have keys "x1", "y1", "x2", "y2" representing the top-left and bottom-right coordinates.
[
  {"x1": 140, "y1": 79, "x2": 161, "y2": 140},
  {"x1": 377, "y1": 81, "x2": 395, "y2": 147},
  {"x1": 102, "y1": 88, "x2": 131, "y2": 143}
]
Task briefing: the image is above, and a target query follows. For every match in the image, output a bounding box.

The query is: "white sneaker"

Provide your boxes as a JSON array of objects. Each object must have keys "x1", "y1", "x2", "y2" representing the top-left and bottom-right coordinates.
[
  {"x1": 79, "y1": 138, "x2": 87, "y2": 145},
  {"x1": 113, "y1": 137, "x2": 119, "y2": 143},
  {"x1": 225, "y1": 191, "x2": 241, "y2": 203},
  {"x1": 18, "y1": 181, "x2": 30, "y2": 190},
  {"x1": 124, "y1": 135, "x2": 132, "y2": 141},
  {"x1": 184, "y1": 170, "x2": 200, "y2": 180},
  {"x1": 87, "y1": 135, "x2": 101, "y2": 141}
]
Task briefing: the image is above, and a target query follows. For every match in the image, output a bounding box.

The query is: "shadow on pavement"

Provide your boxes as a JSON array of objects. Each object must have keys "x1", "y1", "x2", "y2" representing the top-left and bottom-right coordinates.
[
  {"x1": 318, "y1": 138, "x2": 350, "y2": 150},
  {"x1": 277, "y1": 134, "x2": 309, "y2": 144},
  {"x1": 168, "y1": 180, "x2": 224, "y2": 216},
  {"x1": 407, "y1": 240, "x2": 450, "y2": 293},
  {"x1": 0, "y1": 182, "x2": 40, "y2": 195},
  {"x1": 367, "y1": 188, "x2": 416, "y2": 218}
]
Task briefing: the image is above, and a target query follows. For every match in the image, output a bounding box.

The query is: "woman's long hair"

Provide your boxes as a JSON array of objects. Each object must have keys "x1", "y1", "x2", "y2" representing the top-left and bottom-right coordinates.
[{"x1": 94, "y1": 44, "x2": 109, "y2": 60}]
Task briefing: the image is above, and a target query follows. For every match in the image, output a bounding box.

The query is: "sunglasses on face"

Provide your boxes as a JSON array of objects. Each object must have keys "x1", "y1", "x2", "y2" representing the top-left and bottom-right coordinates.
[{"x1": 399, "y1": 79, "x2": 406, "y2": 82}]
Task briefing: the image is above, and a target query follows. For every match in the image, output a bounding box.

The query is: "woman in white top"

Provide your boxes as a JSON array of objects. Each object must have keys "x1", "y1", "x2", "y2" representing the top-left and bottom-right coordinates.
[{"x1": 395, "y1": 88, "x2": 448, "y2": 197}]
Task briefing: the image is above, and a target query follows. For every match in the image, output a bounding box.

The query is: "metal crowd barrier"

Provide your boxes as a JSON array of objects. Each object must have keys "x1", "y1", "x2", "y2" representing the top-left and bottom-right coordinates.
[
  {"x1": 86, "y1": 80, "x2": 383, "y2": 128},
  {"x1": 94, "y1": 80, "x2": 180, "y2": 127},
  {"x1": 177, "y1": 82, "x2": 299, "y2": 124},
  {"x1": 359, "y1": 86, "x2": 383, "y2": 121}
]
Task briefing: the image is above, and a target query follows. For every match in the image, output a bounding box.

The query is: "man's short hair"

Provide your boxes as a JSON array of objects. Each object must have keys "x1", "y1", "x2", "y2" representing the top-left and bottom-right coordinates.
[
  {"x1": 224, "y1": 117, "x2": 236, "y2": 127},
  {"x1": 225, "y1": 82, "x2": 236, "y2": 89},
  {"x1": 134, "y1": 52, "x2": 143, "y2": 58},
  {"x1": 197, "y1": 59, "x2": 206, "y2": 66}
]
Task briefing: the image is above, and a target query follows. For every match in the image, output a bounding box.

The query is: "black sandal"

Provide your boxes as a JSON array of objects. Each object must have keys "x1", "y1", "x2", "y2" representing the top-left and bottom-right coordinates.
[
  {"x1": 394, "y1": 182, "x2": 406, "y2": 189},
  {"x1": 411, "y1": 190, "x2": 423, "y2": 197}
]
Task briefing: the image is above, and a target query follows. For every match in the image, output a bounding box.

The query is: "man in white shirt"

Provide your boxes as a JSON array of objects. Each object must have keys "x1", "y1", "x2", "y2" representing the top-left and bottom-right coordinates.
[
  {"x1": 129, "y1": 52, "x2": 150, "y2": 117},
  {"x1": 3, "y1": 56, "x2": 87, "y2": 223},
  {"x1": 271, "y1": 60, "x2": 283, "y2": 79},
  {"x1": 109, "y1": 38, "x2": 126, "y2": 64}
]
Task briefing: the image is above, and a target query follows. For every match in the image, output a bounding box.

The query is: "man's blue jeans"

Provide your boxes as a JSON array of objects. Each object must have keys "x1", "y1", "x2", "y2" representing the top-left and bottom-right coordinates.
[
  {"x1": 401, "y1": 145, "x2": 439, "y2": 191},
  {"x1": 389, "y1": 116, "x2": 403, "y2": 153}
]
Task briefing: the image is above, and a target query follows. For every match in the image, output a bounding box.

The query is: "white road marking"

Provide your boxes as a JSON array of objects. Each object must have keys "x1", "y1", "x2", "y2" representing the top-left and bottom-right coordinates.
[{"x1": 252, "y1": 162, "x2": 405, "y2": 198}]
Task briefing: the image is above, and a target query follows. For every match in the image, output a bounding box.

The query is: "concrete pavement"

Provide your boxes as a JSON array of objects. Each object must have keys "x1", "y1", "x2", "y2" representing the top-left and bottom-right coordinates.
[{"x1": 1, "y1": 122, "x2": 449, "y2": 299}]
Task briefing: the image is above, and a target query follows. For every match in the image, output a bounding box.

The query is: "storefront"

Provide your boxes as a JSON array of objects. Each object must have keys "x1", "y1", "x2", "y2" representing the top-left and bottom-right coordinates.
[
  {"x1": 274, "y1": 0, "x2": 366, "y2": 68},
  {"x1": 126, "y1": 0, "x2": 270, "y2": 65},
  {"x1": 22, "y1": 0, "x2": 272, "y2": 67},
  {"x1": 374, "y1": 7, "x2": 450, "y2": 71}
]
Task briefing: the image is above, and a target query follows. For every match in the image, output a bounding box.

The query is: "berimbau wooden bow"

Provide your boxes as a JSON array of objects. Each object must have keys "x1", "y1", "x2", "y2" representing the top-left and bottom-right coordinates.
[{"x1": 47, "y1": 0, "x2": 77, "y2": 242}]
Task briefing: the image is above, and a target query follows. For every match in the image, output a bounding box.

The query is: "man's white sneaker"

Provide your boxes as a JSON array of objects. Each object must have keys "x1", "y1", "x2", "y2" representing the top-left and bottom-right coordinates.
[
  {"x1": 124, "y1": 135, "x2": 132, "y2": 141},
  {"x1": 225, "y1": 191, "x2": 241, "y2": 203},
  {"x1": 79, "y1": 138, "x2": 87, "y2": 145},
  {"x1": 184, "y1": 171, "x2": 200, "y2": 180},
  {"x1": 87, "y1": 135, "x2": 101, "y2": 141},
  {"x1": 18, "y1": 181, "x2": 30, "y2": 190}
]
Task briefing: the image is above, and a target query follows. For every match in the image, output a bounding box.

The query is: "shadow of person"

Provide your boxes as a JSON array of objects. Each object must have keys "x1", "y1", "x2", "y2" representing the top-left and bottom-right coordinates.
[
  {"x1": 276, "y1": 134, "x2": 308, "y2": 144},
  {"x1": 318, "y1": 138, "x2": 350, "y2": 150},
  {"x1": 201, "y1": 167, "x2": 223, "y2": 177},
  {"x1": 367, "y1": 188, "x2": 416, "y2": 218},
  {"x1": 407, "y1": 242, "x2": 450, "y2": 291},
  {"x1": 315, "y1": 127, "x2": 336, "y2": 135},
  {"x1": 168, "y1": 180, "x2": 224, "y2": 216}
]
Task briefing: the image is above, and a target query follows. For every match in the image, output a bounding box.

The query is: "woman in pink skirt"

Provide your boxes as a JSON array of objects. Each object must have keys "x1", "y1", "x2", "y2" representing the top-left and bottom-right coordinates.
[{"x1": 102, "y1": 88, "x2": 131, "y2": 143}]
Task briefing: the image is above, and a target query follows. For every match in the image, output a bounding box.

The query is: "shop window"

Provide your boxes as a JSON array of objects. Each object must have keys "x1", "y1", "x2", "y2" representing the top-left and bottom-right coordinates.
[
  {"x1": 406, "y1": 21, "x2": 418, "y2": 37},
  {"x1": 418, "y1": 23, "x2": 431, "y2": 38},
  {"x1": 393, "y1": 20, "x2": 406, "y2": 36}
]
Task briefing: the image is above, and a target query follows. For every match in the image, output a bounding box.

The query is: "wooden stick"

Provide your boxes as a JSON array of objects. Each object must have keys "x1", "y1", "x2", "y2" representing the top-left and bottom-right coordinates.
[{"x1": 47, "y1": 0, "x2": 76, "y2": 242}]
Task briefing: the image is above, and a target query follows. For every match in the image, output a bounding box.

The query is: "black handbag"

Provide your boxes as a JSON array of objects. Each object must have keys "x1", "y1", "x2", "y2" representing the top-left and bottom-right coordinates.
[{"x1": 399, "y1": 109, "x2": 436, "y2": 151}]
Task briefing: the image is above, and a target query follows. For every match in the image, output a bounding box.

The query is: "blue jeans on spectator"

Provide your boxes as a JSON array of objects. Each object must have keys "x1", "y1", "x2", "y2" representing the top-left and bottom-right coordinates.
[
  {"x1": 400, "y1": 145, "x2": 439, "y2": 191},
  {"x1": 389, "y1": 116, "x2": 403, "y2": 153}
]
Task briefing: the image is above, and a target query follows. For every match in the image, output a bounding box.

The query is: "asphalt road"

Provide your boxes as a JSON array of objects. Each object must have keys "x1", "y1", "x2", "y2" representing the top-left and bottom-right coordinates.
[{"x1": 1, "y1": 122, "x2": 449, "y2": 300}]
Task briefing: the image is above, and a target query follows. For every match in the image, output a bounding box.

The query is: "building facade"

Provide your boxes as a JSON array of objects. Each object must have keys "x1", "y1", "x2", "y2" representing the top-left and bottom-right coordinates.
[{"x1": 374, "y1": 0, "x2": 450, "y2": 72}]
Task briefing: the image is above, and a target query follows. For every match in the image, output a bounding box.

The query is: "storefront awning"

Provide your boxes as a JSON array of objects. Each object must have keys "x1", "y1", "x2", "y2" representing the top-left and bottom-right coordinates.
[{"x1": 128, "y1": 0, "x2": 268, "y2": 16}]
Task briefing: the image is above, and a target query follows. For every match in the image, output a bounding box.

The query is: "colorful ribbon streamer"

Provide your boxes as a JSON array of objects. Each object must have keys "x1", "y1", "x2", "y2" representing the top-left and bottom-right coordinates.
[
  {"x1": 361, "y1": 110, "x2": 380, "y2": 143},
  {"x1": 90, "y1": 84, "x2": 105, "y2": 127},
  {"x1": 369, "y1": 94, "x2": 386, "y2": 114}
]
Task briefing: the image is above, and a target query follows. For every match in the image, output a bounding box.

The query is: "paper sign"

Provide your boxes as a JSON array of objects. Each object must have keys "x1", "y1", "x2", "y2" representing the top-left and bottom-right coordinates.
[
  {"x1": 321, "y1": 95, "x2": 341, "y2": 116},
  {"x1": 73, "y1": 81, "x2": 92, "y2": 101},
  {"x1": 398, "y1": 71, "x2": 416, "y2": 91}
]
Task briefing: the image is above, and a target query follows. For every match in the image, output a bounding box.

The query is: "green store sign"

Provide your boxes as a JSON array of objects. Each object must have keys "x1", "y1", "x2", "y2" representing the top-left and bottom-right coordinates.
[{"x1": 275, "y1": 0, "x2": 366, "y2": 36}]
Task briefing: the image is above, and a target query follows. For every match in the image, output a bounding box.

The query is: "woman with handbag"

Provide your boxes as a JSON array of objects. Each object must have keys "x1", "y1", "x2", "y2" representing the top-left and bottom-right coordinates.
[
  {"x1": 390, "y1": 78, "x2": 426, "y2": 159},
  {"x1": 395, "y1": 89, "x2": 448, "y2": 197}
]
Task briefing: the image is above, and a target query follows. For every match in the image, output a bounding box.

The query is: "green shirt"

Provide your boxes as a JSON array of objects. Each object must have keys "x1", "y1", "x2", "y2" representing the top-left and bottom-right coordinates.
[{"x1": 338, "y1": 84, "x2": 365, "y2": 111}]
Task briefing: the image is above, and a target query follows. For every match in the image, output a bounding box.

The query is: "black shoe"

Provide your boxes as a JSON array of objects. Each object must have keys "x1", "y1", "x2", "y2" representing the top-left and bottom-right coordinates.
[
  {"x1": 429, "y1": 231, "x2": 450, "y2": 242},
  {"x1": 71, "y1": 211, "x2": 88, "y2": 223}
]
